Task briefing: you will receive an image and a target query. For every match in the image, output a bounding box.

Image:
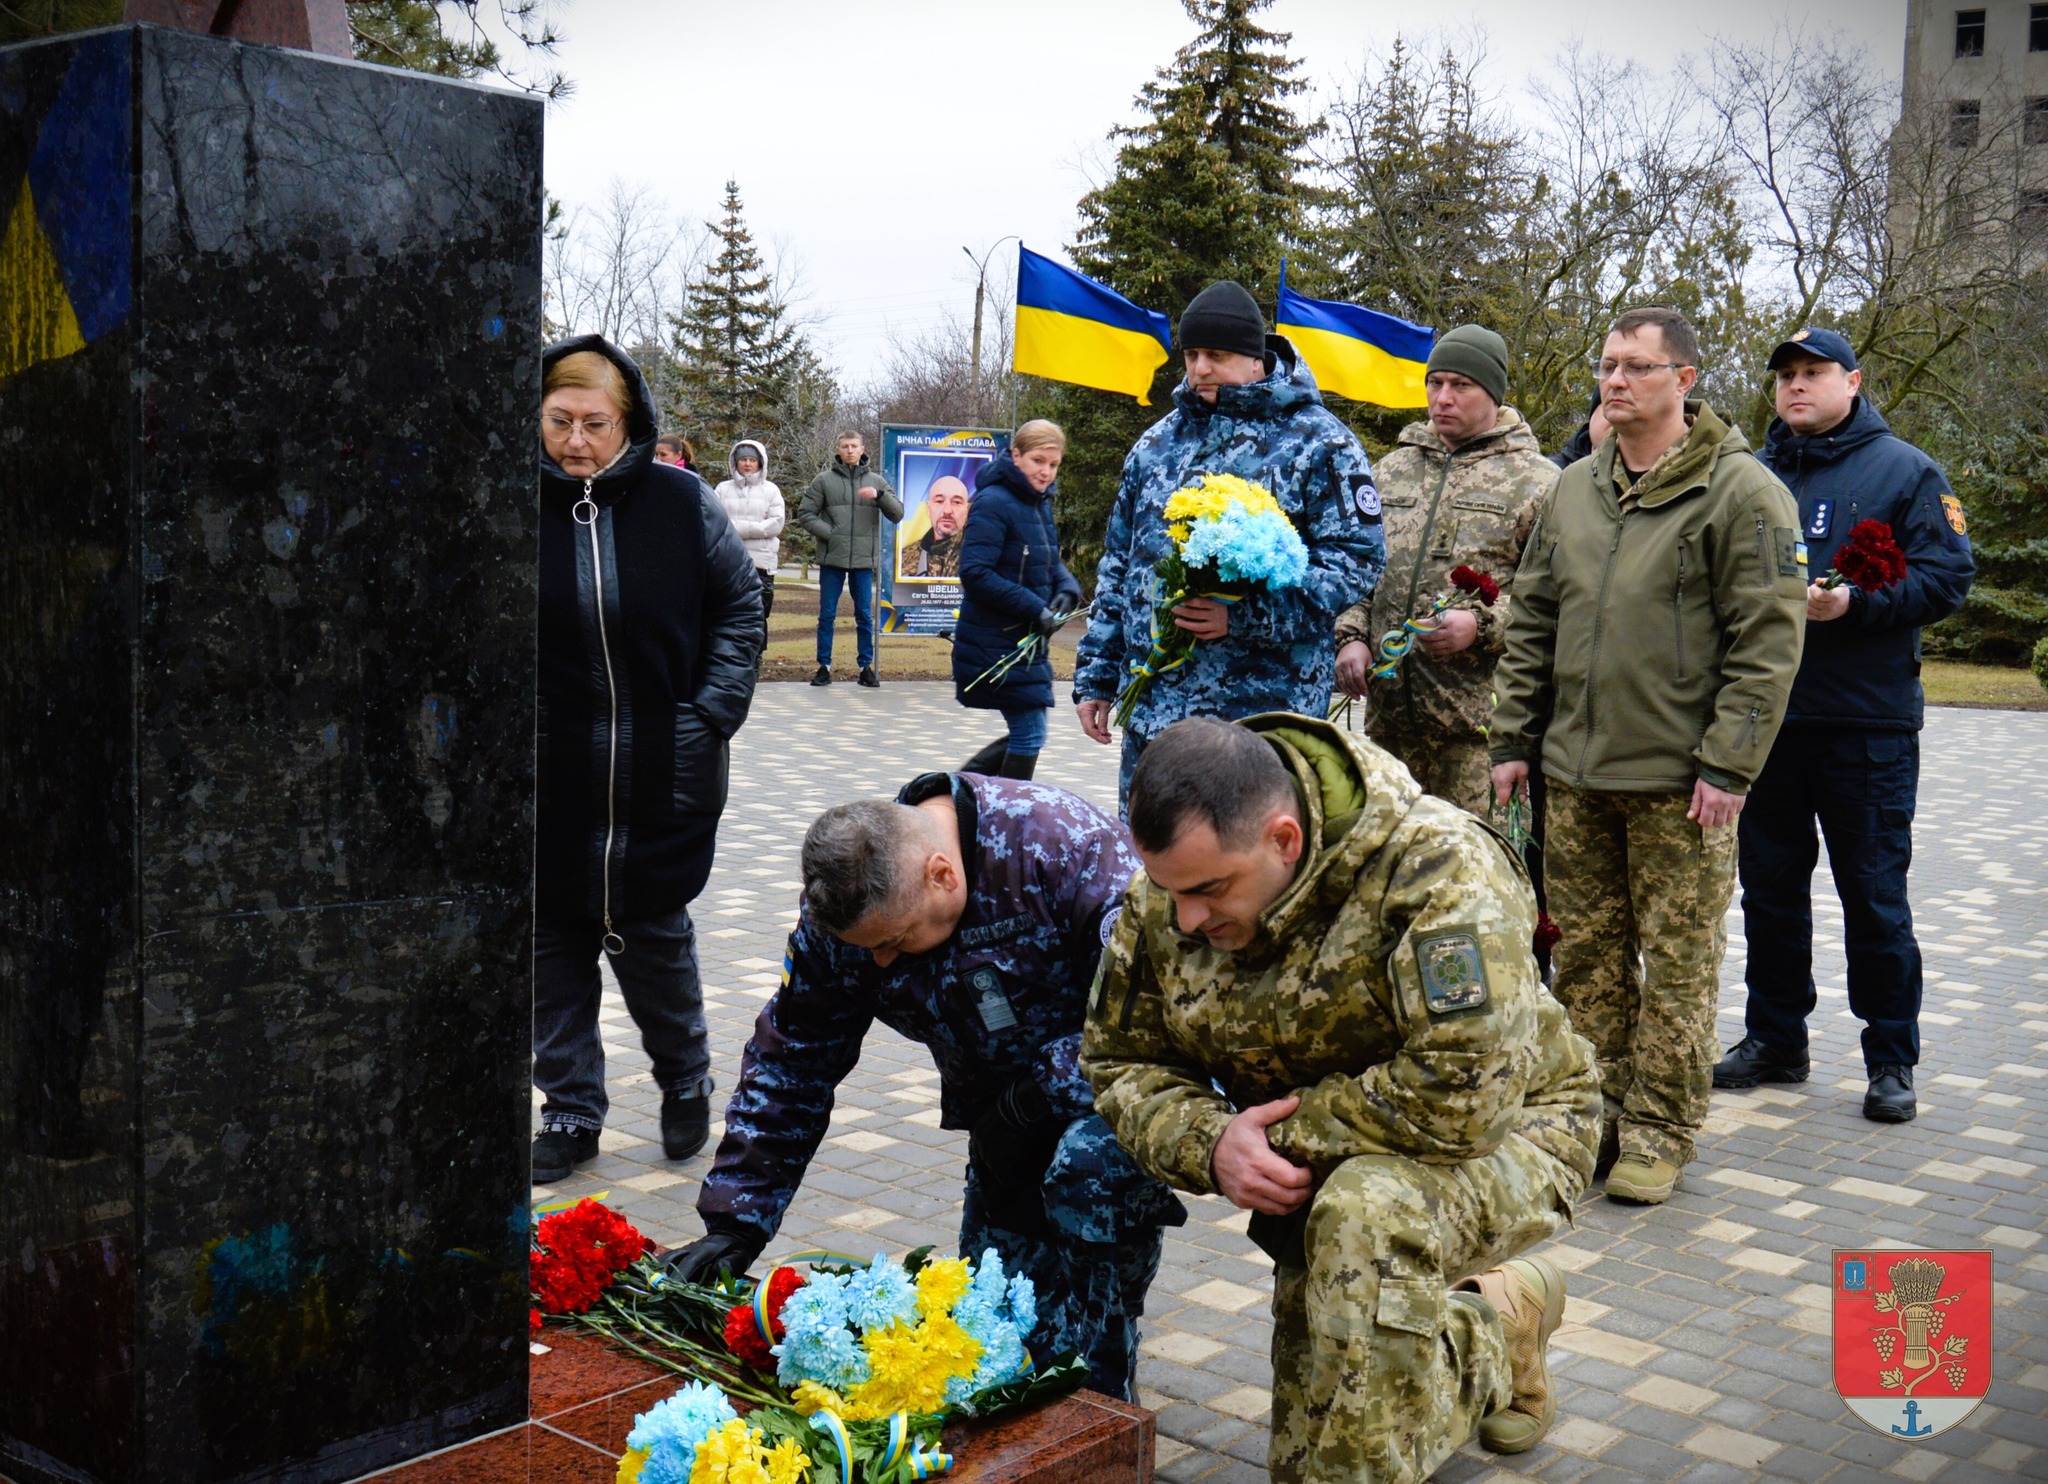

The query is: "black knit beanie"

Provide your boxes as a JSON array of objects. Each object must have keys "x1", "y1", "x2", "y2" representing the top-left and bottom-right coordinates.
[{"x1": 1178, "y1": 281, "x2": 1266, "y2": 360}]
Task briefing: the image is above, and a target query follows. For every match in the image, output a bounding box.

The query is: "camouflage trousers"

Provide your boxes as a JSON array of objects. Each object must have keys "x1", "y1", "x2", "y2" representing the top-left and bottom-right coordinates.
[
  {"x1": 960, "y1": 1114, "x2": 1187, "y2": 1400},
  {"x1": 1367, "y1": 726, "x2": 1495, "y2": 819},
  {"x1": 1544, "y1": 781, "x2": 1738, "y2": 1167},
  {"x1": 1269, "y1": 1138, "x2": 1571, "y2": 1484}
]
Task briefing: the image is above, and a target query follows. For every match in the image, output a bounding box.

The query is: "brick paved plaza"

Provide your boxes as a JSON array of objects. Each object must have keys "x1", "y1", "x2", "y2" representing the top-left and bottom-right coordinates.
[{"x1": 535, "y1": 680, "x2": 2048, "y2": 1483}]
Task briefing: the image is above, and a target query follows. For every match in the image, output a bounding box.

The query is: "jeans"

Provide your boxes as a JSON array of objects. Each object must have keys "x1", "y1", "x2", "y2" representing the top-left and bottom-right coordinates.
[
  {"x1": 1738, "y1": 726, "x2": 1922, "y2": 1068},
  {"x1": 816, "y1": 565, "x2": 874, "y2": 669},
  {"x1": 1000, "y1": 705, "x2": 1049, "y2": 757},
  {"x1": 533, "y1": 906, "x2": 714, "y2": 1133}
]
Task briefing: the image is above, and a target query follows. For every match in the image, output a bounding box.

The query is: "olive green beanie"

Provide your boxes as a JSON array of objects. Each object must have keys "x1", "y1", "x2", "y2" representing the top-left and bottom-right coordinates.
[{"x1": 1425, "y1": 324, "x2": 1509, "y2": 404}]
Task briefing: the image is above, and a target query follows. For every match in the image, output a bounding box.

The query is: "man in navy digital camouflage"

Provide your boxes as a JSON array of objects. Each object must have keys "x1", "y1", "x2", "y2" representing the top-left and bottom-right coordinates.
[
  {"x1": 1074, "y1": 280, "x2": 1386, "y2": 810},
  {"x1": 666, "y1": 771, "x2": 1185, "y2": 1400}
]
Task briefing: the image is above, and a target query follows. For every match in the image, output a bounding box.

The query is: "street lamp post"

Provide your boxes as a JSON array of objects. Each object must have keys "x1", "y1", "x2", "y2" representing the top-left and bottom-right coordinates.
[{"x1": 962, "y1": 236, "x2": 1021, "y2": 389}]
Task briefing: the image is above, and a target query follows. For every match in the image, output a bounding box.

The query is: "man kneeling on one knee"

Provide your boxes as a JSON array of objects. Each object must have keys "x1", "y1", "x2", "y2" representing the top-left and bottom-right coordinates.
[{"x1": 1082, "y1": 716, "x2": 1601, "y2": 1483}]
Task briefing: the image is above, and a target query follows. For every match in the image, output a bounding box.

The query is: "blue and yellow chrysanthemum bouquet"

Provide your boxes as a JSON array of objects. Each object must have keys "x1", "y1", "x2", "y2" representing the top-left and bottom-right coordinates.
[
  {"x1": 1112, "y1": 473, "x2": 1309, "y2": 728},
  {"x1": 609, "y1": 1246, "x2": 1082, "y2": 1484}
]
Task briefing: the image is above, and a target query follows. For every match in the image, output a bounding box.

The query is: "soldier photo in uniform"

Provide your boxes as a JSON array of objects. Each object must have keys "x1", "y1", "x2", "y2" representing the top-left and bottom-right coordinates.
[
  {"x1": 1334, "y1": 323, "x2": 1558, "y2": 817},
  {"x1": 664, "y1": 770, "x2": 1185, "y2": 1401},
  {"x1": 1083, "y1": 715, "x2": 1601, "y2": 1483},
  {"x1": 898, "y1": 473, "x2": 971, "y2": 580}
]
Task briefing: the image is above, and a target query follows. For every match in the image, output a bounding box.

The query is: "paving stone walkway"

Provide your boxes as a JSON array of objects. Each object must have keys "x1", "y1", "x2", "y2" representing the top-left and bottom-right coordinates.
[{"x1": 534, "y1": 684, "x2": 2048, "y2": 1483}]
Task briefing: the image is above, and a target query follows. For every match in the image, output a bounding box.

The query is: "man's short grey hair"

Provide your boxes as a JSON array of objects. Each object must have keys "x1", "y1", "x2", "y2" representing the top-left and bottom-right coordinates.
[{"x1": 801, "y1": 800, "x2": 923, "y2": 934}]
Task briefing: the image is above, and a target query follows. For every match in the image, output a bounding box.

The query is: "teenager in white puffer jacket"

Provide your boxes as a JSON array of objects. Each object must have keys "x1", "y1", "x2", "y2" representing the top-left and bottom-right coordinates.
[{"x1": 713, "y1": 439, "x2": 785, "y2": 635}]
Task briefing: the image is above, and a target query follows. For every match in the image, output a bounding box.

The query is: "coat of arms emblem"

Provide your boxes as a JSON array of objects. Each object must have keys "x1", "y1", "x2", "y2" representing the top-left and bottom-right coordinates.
[{"x1": 1833, "y1": 1249, "x2": 1991, "y2": 1438}]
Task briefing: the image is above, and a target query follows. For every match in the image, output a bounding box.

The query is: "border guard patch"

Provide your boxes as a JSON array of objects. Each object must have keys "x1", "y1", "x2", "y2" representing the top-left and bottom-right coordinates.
[
  {"x1": 1941, "y1": 493, "x2": 1968, "y2": 536},
  {"x1": 1415, "y1": 930, "x2": 1490, "y2": 1016}
]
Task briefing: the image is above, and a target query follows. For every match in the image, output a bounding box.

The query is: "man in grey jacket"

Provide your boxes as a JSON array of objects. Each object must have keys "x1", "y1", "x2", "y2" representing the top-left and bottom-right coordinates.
[{"x1": 797, "y1": 431, "x2": 901, "y2": 688}]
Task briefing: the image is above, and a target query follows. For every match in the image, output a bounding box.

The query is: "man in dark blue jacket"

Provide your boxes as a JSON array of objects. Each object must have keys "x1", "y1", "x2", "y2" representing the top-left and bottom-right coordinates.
[
  {"x1": 663, "y1": 772, "x2": 1185, "y2": 1400},
  {"x1": 1714, "y1": 328, "x2": 1974, "y2": 1122}
]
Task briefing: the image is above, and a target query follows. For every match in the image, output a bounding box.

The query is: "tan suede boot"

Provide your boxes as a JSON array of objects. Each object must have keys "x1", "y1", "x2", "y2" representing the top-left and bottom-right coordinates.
[{"x1": 1470, "y1": 1255, "x2": 1567, "y2": 1454}]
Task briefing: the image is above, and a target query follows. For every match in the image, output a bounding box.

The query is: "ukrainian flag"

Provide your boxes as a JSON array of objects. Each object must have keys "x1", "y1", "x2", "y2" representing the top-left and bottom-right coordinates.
[
  {"x1": 1013, "y1": 246, "x2": 1172, "y2": 405},
  {"x1": 1275, "y1": 286, "x2": 1432, "y2": 409}
]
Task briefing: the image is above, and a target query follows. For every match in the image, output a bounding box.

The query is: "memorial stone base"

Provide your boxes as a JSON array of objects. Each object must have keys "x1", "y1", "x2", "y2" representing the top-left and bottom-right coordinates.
[{"x1": 0, "y1": 24, "x2": 541, "y2": 1483}]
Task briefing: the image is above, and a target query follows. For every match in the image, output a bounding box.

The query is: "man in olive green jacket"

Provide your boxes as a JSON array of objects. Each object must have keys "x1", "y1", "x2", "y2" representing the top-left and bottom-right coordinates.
[
  {"x1": 1489, "y1": 307, "x2": 1805, "y2": 1205},
  {"x1": 798, "y1": 431, "x2": 902, "y2": 687},
  {"x1": 1085, "y1": 715, "x2": 1600, "y2": 1483},
  {"x1": 1334, "y1": 324, "x2": 1557, "y2": 815}
]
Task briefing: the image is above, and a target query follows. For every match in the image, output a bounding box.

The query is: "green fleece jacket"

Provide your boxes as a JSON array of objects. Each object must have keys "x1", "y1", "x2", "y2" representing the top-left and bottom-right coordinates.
[{"x1": 1489, "y1": 402, "x2": 1806, "y2": 793}]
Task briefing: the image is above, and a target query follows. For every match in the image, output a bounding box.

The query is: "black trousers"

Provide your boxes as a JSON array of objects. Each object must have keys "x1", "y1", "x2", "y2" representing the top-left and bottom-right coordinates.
[{"x1": 1737, "y1": 726, "x2": 1922, "y2": 1068}]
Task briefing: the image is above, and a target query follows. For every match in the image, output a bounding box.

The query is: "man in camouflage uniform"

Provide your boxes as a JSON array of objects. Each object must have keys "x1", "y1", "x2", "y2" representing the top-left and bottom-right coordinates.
[
  {"x1": 1074, "y1": 280, "x2": 1384, "y2": 812},
  {"x1": 1334, "y1": 324, "x2": 1557, "y2": 816},
  {"x1": 1490, "y1": 307, "x2": 1806, "y2": 1204},
  {"x1": 1084, "y1": 716, "x2": 1601, "y2": 1483},
  {"x1": 667, "y1": 771, "x2": 1184, "y2": 1400}
]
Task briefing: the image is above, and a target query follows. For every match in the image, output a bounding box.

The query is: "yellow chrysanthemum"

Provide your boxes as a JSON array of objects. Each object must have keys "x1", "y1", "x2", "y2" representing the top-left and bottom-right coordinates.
[
  {"x1": 689, "y1": 1418, "x2": 785, "y2": 1484},
  {"x1": 914, "y1": 1257, "x2": 970, "y2": 1318},
  {"x1": 1167, "y1": 521, "x2": 1192, "y2": 545},
  {"x1": 763, "y1": 1437, "x2": 811, "y2": 1484},
  {"x1": 841, "y1": 1314, "x2": 982, "y2": 1419},
  {"x1": 1163, "y1": 473, "x2": 1281, "y2": 529},
  {"x1": 789, "y1": 1380, "x2": 845, "y2": 1417},
  {"x1": 617, "y1": 1447, "x2": 649, "y2": 1484}
]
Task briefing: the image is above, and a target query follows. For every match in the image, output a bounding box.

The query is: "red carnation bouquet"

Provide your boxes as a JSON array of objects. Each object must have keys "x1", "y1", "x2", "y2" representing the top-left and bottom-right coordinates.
[
  {"x1": 529, "y1": 1198, "x2": 655, "y2": 1328},
  {"x1": 1822, "y1": 520, "x2": 1907, "y2": 592},
  {"x1": 1360, "y1": 565, "x2": 1499, "y2": 686}
]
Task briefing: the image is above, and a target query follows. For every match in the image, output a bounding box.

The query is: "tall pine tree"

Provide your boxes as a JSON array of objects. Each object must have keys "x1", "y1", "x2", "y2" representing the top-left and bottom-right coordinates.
[
  {"x1": 669, "y1": 181, "x2": 832, "y2": 473},
  {"x1": 1050, "y1": 0, "x2": 1317, "y2": 583}
]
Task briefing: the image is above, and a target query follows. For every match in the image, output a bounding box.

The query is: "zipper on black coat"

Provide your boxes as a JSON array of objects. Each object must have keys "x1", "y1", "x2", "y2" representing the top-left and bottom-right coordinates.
[{"x1": 574, "y1": 476, "x2": 626, "y2": 956}]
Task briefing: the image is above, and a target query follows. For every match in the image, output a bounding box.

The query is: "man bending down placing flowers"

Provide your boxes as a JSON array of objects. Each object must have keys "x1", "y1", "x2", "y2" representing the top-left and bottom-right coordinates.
[{"x1": 664, "y1": 768, "x2": 1185, "y2": 1401}]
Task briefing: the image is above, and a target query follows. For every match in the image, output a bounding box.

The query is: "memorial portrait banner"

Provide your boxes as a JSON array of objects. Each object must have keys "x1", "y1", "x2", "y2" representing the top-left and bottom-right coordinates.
[{"x1": 879, "y1": 424, "x2": 1009, "y2": 635}]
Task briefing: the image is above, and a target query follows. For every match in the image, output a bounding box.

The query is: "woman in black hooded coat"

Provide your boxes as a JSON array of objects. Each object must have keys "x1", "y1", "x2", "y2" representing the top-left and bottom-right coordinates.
[{"x1": 532, "y1": 334, "x2": 763, "y2": 1183}]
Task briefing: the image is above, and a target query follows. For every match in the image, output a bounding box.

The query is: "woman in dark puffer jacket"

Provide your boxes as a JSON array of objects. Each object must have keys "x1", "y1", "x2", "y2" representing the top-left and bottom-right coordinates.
[{"x1": 951, "y1": 420, "x2": 1083, "y2": 779}]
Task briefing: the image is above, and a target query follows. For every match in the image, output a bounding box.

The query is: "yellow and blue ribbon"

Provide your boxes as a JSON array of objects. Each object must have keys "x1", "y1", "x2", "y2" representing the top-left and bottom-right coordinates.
[
  {"x1": 881, "y1": 1413, "x2": 911, "y2": 1470},
  {"x1": 909, "y1": 1441, "x2": 955, "y2": 1478},
  {"x1": 1368, "y1": 598, "x2": 1450, "y2": 683},
  {"x1": 751, "y1": 1264, "x2": 792, "y2": 1346},
  {"x1": 814, "y1": 1411, "x2": 855, "y2": 1484}
]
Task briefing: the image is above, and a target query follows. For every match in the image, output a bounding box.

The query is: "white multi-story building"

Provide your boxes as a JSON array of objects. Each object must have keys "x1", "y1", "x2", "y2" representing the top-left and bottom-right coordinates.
[{"x1": 1902, "y1": 1, "x2": 2048, "y2": 231}]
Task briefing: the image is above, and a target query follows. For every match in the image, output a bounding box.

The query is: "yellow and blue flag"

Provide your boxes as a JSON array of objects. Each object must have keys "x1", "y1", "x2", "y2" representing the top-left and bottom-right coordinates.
[
  {"x1": 1275, "y1": 285, "x2": 1432, "y2": 409},
  {"x1": 1013, "y1": 246, "x2": 1172, "y2": 405}
]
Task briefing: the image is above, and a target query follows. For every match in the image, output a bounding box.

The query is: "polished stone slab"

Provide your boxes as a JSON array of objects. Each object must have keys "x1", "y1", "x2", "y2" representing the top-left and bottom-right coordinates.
[{"x1": 0, "y1": 24, "x2": 541, "y2": 1484}]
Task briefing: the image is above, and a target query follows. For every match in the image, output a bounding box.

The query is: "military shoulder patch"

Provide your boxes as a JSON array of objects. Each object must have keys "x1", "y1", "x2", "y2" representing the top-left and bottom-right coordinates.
[
  {"x1": 1774, "y1": 527, "x2": 1803, "y2": 579},
  {"x1": 1941, "y1": 492, "x2": 1968, "y2": 536},
  {"x1": 1349, "y1": 472, "x2": 1381, "y2": 520},
  {"x1": 1414, "y1": 929, "x2": 1490, "y2": 1016}
]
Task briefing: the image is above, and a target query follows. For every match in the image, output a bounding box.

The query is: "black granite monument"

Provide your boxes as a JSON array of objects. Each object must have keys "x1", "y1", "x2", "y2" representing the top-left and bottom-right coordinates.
[{"x1": 0, "y1": 24, "x2": 542, "y2": 1483}]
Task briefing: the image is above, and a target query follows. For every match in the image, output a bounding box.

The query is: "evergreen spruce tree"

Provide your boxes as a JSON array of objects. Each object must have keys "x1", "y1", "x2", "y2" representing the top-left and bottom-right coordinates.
[
  {"x1": 669, "y1": 181, "x2": 833, "y2": 480},
  {"x1": 1048, "y1": 0, "x2": 1317, "y2": 585}
]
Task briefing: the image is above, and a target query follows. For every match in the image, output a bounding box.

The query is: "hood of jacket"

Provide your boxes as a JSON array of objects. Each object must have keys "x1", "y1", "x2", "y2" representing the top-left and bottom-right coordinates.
[
  {"x1": 1236, "y1": 713, "x2": 1422, "y2": 953},
  {"x1": 1594, "y1": 399, "x2": 1745, "y2": 509},
  {"x1": 1761, "y1": 395, "x2": 1892, "y2": 472},
  {"x1": 729, "y1": 438, "x2": 769, "y2": 486},
  {"x1": 1169, "y1": 334, "x2": 1323, "y2": 422},
  {"x1": 975, "y1": 453, "x2": 1053, "y2": 505},
  {"x1": 541, "y1": 333, "x2": 661, "y2": 505},
  {"x1": 1395, "y1": 405, "x2": 1546, "y2": 463}
]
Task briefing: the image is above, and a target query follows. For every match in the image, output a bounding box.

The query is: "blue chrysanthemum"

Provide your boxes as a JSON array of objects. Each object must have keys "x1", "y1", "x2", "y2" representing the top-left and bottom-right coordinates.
[
  {"x1": 626, "y1": 1381, "x2": 737, "y2": 1484},
  {"x1": 1181, "y1": 506, "x2": 1309, "y2": 589},
  {"x1": 842, "y1": 1253, "x2": 919, "y2": 1333},
  {"x1": 951, "y1": 1249, "x2": 1036, "y2": 1396}
]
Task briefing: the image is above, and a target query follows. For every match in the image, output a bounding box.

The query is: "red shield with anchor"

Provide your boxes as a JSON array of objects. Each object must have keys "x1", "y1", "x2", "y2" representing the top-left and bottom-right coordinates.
[{"x1": 1833, "y1": 1249, "x2": 1992, "y2": 1438}]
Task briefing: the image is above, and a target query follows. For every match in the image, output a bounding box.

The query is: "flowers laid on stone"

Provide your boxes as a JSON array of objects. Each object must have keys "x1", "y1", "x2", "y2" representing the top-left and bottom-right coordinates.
[
  {"x1": 1113, "y1": 472, "x2": 1310, "y2": 728},
  {"x1": 529, "y1": 1205, "x2": 1086, "y2": 1484},
  {"x1": 1821, "y1": 519, "x2": 1907, "y2": 593}
]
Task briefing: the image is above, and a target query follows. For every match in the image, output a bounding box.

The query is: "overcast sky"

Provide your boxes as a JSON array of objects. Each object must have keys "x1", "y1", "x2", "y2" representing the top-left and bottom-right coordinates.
[{"x1": 530, "y1": 1, "x2": 1907, "y2": 383}]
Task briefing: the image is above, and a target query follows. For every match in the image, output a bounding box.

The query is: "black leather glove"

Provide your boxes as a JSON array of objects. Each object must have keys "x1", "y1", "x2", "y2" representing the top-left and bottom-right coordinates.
[
  {"x1": 1033, "y1": 607, "x2": 1067, "y2": 636},
  {"x1": 1047, "y1": 591, "x2": 1077, "y2": 618},
  {"x1": 661, "y1": 1226, "x2": 765, "y2": 1284},
  {"x1": 968, "y1": 1078, "x2": 1065, "y2": 1234}
]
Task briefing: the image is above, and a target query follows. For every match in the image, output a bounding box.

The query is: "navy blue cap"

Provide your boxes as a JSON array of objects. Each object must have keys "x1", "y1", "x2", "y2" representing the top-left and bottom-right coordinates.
[{"x1": 1767, "y1": 327, "x2": 1858, "y2": 372}]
